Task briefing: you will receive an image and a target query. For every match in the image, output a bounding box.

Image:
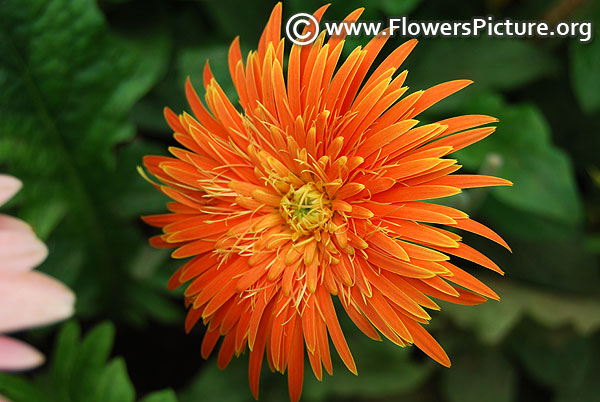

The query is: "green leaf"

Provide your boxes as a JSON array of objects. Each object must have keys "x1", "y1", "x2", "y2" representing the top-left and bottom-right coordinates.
[
  {"x1": 0, "y1": 0, "x2": 172, "y2": 322},
  {"x1": 441, "y1": 294, "x2": 521, "y2": 345},
  {"x1": 0, "y1": 322, "x2": 178, "y2": 402},
  {"x1": 112, "y1": 140, "x2": 169, "y2": 219},
  {"x1": 442, "y1": 349, "x2": 516, "y2": 402},
  {"x1": 0, "y1": 373, "x2": 51, "y2": 402},
  {"x1": 70, "y1": 322, "x2": 116, "y2": 401},
  {"x1": 473, "y1": 205, "x2": 599, "y2": 293},
  {"x1": 93, "y1": 358, "x2": 136, "y2": 402},
  {"x1": 481, "y1": 197, "x2": 580, "y2": 242},
  {"x1": 124, "y1": 279, "x2": 183, "y2": 325},
  {"x1": 509, "y1": 324, "x2": 593, "y2": 389},
  {"x1": 379, "y1": 0, "x2": 422, "y2": 15},
  {"x1": 304, "y1": 335, "x2": 432, "y2": 401},
  {"x1": 407, "y1": 38, "x2": 556, "y2": 101},
  {"x1": 442, "y1": 279, "x2": 600, "y2": 343},
  {"x1": 509, "y1": 321, "x2": 600, "y2": 402},
  {"x1": 133, "y1": 41, "x2": 245, "y2": 133},
  {"x1": 455, "y1": 93, "x2": 582, "y2": 226},
  {"x1": 585, "y1": 235, "x2": 600, "y2": 254},
  {"x1": 178, "y1": 45, "x2": 237, "y2": 103},
  {"x1": 570, "y1": 36, "x2": 600, "y2": 113},
  {"x1": 19, "y1": 195, "x2": 68, "y2": 240},
  {"x1": 139, "y1": 389, "x2": 179, "y2": 402},
  {"x1": 199, "y1": 0, "x2": 272, "y2": 40},
  {"x1": 554, "y1": 357, "x2": 600, "y2": 402},
  {"x1": 51, "y1": 321, "x2": 81, "y2": 401},
  {"x1": 180, "y1": 358, "x2": 250, "y2": 402}
]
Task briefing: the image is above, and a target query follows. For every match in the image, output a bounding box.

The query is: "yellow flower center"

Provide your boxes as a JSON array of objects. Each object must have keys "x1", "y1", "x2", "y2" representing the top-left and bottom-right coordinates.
[{"x1": 280, "y1": 183, "x2": 332, "y2": 237}]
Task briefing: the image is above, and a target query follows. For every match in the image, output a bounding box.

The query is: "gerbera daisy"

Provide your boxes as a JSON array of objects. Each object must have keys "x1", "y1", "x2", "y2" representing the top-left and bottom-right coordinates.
[{"x1": 141, "y1": 3, "x2": 511, "y2": 401}]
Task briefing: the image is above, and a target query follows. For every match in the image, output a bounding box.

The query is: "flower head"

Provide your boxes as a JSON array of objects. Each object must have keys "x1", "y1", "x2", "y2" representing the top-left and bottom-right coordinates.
[
  {"x1": 142, "y1": 3, "x2": 511, "y2": 401},
  {"x1": 0, "y1": 174, "x2": 75, "y2": 372}
]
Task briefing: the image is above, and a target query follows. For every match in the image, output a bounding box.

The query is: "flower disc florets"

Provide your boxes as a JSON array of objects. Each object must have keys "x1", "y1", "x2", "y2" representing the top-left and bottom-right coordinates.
[{"x1": 280, "y1": 182, "x2": 333, "y2": 238}]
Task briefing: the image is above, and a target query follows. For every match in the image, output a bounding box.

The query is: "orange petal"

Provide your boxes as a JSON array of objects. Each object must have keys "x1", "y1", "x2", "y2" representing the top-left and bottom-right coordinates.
[
  {"x1": 442, "y1": 261, "x2": 499, "y2": 300},
  {"x1": 436, "y1": 114, "x2": 498, "y2": 136},
  {"x1": 375, "y1": 185, "x2": 461, "y2": 203},
  {"x1": 408, "y1": 80, "x2": 472, "y2": 118},
  {"x1": 449, "y1": 218, "x2": 511, "y2": 251},
  {"x1": 426, "y1": 174, "x2": 513, "y2": 189},
  {"x1": 288, "y1": 315, "x2": 304, "y2": 402},
  {"x1": 432, "y1": 243, "x2": 504, "y2": 274},
  {"x1": 399, "y1": 314, "x2": 450, "y2": 367},
  {"x1": 317, "y1": 287, "x2": 357, "y2": 375}
]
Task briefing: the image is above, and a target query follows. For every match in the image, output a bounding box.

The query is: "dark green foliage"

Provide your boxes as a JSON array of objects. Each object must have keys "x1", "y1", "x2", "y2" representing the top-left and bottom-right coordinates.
[
  {"x1": 0, "y1": 322, "x2": 177, "y2": 402},
  {"x1": 0, "y1": 0, "x2": 180, "y2": 324}
]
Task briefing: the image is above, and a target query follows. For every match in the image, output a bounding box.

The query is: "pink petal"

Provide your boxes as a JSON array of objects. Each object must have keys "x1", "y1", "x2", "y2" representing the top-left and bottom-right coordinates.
[
  {"x1": 0, "y1": 395, "x2": 13, "y2": 402},
  {"x1": 0, "y1": 271, "x2": 74, "y2": 333},
  {"x1": 0, "y1": 335, "x2": 44, "y2": 371},
  {"x1": 0, "y1": 175, "x2": 21, "y2": 207},
  {"x1": 0, "y1": 214, "x2": 31, "y2": 232},
  {"x1": 0, "y1": 229, "x2": 48, "y2": 272}
]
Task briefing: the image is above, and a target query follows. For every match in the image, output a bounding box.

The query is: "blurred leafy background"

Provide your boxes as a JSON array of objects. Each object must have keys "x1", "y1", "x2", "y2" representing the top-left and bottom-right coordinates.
[{"x1": 1, "y1": 0, "x2": 599, "y2": 401}]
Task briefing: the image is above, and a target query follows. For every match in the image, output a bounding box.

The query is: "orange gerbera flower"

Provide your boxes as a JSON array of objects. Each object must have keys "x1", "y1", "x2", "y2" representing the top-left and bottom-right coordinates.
[{"x1": 141, "y1": 3, "x2": 511, "y2": 401}]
